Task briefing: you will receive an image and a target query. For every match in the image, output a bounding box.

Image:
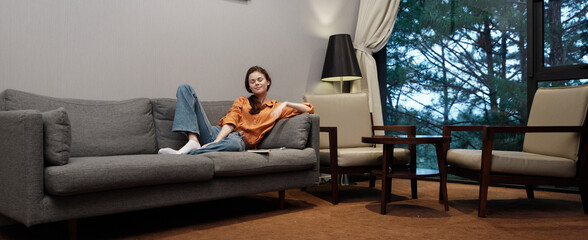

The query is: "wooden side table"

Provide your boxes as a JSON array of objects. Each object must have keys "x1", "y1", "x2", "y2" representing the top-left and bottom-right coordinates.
[{"x1": 362, "y1": 135, "x2": 451, "y2": 214}]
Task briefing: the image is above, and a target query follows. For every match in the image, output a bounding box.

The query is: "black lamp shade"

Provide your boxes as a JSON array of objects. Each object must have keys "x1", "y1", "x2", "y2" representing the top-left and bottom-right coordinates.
[{"x1": 321, "y1": 34, "x2": 362, "y2": 82}]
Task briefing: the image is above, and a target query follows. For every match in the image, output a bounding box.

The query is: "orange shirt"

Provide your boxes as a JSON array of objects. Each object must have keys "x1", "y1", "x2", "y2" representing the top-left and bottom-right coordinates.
[{"x1": 219, "y1": 96, "x2": 314, "y2": 149}]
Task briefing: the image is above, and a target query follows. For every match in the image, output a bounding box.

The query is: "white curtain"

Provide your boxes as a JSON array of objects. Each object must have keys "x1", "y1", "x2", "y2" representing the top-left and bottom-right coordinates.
[{"x1": 351, "y1": 0, "x2": 400, "y2": 127}]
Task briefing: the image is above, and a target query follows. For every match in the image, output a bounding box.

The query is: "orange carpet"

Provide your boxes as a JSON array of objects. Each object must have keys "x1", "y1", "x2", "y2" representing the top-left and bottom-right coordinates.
[{"x1": 1, "y1": 178, "x2": 586, "y2": 239}]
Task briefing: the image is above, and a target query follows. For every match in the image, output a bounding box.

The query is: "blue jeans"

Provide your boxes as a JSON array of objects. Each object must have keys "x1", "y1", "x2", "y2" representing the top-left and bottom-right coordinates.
[{"x1": 172, "y1": 84, "x2": 246, "y2": 155}]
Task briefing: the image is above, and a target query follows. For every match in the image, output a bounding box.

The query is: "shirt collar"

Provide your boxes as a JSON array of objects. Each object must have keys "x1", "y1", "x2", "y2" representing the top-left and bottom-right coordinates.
[{"x1": 262, "y1": 99, "x2": 274, "y2": 108}]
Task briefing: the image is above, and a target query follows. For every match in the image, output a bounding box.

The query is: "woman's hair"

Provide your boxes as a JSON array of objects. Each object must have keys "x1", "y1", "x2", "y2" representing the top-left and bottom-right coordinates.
[{"x1": 244, "y1": 66, "x2": 272, "y2": 115}]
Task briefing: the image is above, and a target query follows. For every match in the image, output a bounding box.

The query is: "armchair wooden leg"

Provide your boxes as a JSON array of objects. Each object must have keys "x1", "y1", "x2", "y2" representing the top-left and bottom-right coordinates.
[
  {"x1": 525, "y1": 185, "x2": 535, "y2": 199},
  {"x1": 478, "y1": 182, "x2": 489, "y2": 217},
  {"x1": 279, "y1": 190, "x2": 285, "y2": 209},
  {"x1": 68, "y1": 219, "x2": 78, "y2": 240},
  {"x1": 369, "y1": 174, "x2": 376, "y2": 188},
  {"x1": 580, "y1": 185, "x2": 588, "y2": 214},
  {"x1": 331, "y1": 173, "x2": 339, "y2": 204},
  {"x1": 410, "y1": 179, "x2": 418, "y2": 199}
]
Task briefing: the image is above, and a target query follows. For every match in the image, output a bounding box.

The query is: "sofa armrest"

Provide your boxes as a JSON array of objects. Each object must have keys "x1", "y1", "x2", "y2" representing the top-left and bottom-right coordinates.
[{"x1": 0, "y1": 110, "x2": 45, "y2": 225}]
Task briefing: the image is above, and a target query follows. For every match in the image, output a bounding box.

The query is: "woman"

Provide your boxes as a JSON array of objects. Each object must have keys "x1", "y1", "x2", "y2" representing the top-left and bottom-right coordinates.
[{"x1": 159, "y1": 66, "x2": 314, "y2": 155}]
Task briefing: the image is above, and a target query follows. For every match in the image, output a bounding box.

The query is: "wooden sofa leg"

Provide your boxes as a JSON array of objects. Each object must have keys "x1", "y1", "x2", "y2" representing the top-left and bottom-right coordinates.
[
  {"x1": 68, "y1": 219, "x2": 78, "y2": 240},
  {"x1": 279, "y1": 190, "x2": 285, "y2": 209},
  {"x1": 525, "y1": 185, "x2": 535, "y2": 199}
]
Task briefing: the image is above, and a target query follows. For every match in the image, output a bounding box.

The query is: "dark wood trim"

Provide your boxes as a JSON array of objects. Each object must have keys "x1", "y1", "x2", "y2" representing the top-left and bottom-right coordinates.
[
  {"x1": 443, "y1": 123, "x2": 588, "y2": 217},
  {"x1": 278, "y1": 190, "x2": 285, "y2": 209},
  {"x1": 319, "y1": 124, "x2": 417, "y2": 204},
  {"x1": 527, "y1": 0, "x2": 588, "y2": 113},
  {"x1": 68, "y1": 219, "x2": 77, "y2": 240}
]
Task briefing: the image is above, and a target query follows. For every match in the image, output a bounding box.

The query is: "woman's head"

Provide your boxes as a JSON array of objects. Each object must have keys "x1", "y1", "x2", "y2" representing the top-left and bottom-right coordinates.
[{"x1": 245, "y1": 66, "x2": 271, "y2": 95}]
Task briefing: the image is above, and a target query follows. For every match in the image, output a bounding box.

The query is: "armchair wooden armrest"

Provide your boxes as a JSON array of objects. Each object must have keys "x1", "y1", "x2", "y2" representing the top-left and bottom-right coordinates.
[
  {"x1": 320, "y1": 127, "x2": 338, "y2": 169},
  {"x1": 443, "y1": 125, "x2": 583, "y2": 135}
]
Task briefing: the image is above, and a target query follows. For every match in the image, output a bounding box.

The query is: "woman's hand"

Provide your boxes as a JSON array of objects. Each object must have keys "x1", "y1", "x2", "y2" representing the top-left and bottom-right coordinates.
[
  {"x1": 202, "y1": 140, "x2": 217, "y2": 148},
  {"x1": 271, "y1": 101, "x2": 311, "y2": 119}
]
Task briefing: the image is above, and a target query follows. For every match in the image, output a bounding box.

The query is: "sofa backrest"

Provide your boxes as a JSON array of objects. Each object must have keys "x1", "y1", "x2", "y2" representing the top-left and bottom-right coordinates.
[
  {"x1": 0, "y1": 90, "x2": 5, "y2": 111},
  {"x1": 2, "y1": 89, "x2": 158, "y2": 157},
  {"x1": 151, "y1": 98, "x2": 234, "y2": 150}
]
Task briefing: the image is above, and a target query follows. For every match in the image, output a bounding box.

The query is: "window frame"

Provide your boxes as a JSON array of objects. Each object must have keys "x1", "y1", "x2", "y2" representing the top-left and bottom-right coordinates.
[{"x1": 527, "y1": 0, "x2": 588, "y2": 110}]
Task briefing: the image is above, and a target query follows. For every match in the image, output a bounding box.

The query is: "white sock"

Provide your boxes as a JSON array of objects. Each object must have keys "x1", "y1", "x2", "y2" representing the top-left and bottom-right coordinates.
[
  {"x1": 158, "y1": 148, "x2": 179, "y2": 155},
  {"x1": 177, "y1": 140, "x2": 201, "y2": 154}
]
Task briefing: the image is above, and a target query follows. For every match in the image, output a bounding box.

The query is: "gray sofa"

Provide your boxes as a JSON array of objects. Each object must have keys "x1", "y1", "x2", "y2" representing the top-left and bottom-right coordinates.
[{"x1": 0, "y1": 89, "x2": 320, "y2": 231}]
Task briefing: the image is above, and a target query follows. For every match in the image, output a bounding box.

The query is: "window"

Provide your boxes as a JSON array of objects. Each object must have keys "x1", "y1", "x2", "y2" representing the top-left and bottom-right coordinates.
[
  {"x1": 378, "y1": 0, "x2": 587, "y2": 170},
  {"x1": 542, "y1": 0, "x2": 588, "y2": 67},
  {"x1": 528, "y1": 0, "x2": 588, "y2": 104}
]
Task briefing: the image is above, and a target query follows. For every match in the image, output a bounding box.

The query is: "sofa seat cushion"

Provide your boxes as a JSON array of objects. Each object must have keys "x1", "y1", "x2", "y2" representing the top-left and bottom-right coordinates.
[
  {"x1": 447, "y1": 149, "x2": 577, "y2": 178},
  {"x1": 205, "y1": 148, "x2": 317, "y2": 177},
  {"x1": 319, "y1": 147, "x2": 410, "y2": 167},
  {"x1": 45, "y1": 154, "x2": 214, "y2": 196}
]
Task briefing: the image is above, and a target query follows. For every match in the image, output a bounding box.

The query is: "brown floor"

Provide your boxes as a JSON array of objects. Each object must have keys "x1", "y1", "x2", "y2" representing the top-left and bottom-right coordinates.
[{"x1": 1, "y1": 178, "x2": 587, "y2": 240}]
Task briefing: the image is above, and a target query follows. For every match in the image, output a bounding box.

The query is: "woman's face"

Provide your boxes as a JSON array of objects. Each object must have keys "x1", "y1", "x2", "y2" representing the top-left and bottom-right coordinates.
[{"x1": 248, "y1": 71, "x2": 270, "y2": 95}]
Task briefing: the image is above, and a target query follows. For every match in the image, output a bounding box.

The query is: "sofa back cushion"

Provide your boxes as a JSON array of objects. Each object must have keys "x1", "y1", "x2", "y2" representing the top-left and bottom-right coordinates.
[
  {"x1": 151, "y1": 98, "x2": 233, "y2": 150},
  {"x1": 3, "y1": 89, "x2": 157, "y2": 157},
  {"x1": 258, "y1": 113, "x2": 311, "y2": 149},
  {"x1": 41, "y1": 107, "x2": 72, "y2": 165}
]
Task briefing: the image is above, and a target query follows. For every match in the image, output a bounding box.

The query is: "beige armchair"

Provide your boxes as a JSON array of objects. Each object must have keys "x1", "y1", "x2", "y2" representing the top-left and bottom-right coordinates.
[
  {"x1": 303, "y1": 93, "x2": 416, "y2": 204},
  {"x1": 443, "y1": 84, "x2": 588, "y2": 217}
]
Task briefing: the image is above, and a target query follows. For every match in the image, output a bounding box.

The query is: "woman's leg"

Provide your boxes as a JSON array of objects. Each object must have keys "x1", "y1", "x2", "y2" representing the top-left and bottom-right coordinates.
[
  {"x1": 188, "y1": 130, "x2": 246, "y2": 155},
  {"x1": 159, "y1": 84, "x2": 216, "y2": 154}
]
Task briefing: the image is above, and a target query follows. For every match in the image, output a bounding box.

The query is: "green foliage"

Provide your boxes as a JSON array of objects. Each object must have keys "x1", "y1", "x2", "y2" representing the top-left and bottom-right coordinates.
[{"x1": 385, "y1": 1, "x2": 586, "y2": 170}]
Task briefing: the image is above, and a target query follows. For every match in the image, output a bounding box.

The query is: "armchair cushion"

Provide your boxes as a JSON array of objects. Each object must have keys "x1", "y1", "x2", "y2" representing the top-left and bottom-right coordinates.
[
  {"x1": 523, "y1": 85, "x2": 588, "y2": 161},
  {"x1": 320, "y1": 147, "x2": 411, "y2": 167},
  {"x1": 447, "y1": 149, "x2": 576, "y2": 178},
  {"x1": 303, "y1": 93, "x2": 372, "y2": 149}
]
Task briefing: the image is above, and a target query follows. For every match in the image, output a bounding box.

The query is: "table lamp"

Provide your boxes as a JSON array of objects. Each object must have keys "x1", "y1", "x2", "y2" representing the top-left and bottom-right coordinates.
[{"x1": 321, "y1": 34, "x2": 363, "y2": 93}]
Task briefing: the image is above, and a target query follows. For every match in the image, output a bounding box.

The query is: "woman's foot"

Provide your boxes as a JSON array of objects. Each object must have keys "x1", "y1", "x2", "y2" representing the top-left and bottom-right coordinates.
[
  {"x1": 177, "y1": 140, "x2": 201, "y2": 154},
  {"x1": 158, "y1": 140, "x2": 201, "y2": 155},
  {"x1": 158, "y1": 148, "x2": 179, "y2": 155}
]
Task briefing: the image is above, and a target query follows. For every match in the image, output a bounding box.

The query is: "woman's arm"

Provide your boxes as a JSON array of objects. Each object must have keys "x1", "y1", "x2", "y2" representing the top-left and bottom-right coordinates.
[
  {"x1": 202, "y1": 124, "x2": 235, "y2": 148},
  {"x1": 270, "y1": 101, "x2": 312, "y2": 118}
]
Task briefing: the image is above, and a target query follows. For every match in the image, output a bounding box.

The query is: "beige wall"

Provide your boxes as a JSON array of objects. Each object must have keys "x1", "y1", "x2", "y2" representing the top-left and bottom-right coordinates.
[
  {"x1": 0, "y1": 0, "x2": 359, "y2": 102},
  {"x1": 0, "y1": 0, "x2": 359, "y2": 226}
]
